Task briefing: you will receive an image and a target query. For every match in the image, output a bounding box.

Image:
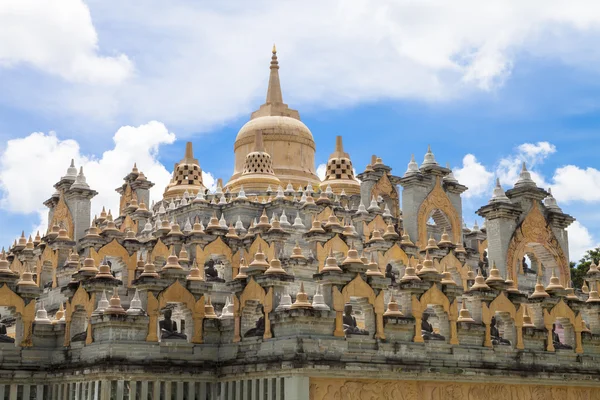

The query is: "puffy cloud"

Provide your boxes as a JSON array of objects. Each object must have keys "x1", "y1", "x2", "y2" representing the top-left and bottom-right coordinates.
[
  {"x1": 202, "y1": 171, "x2": 217, "y2": 193},
  {"x1": 316, "y1": 164, "x2": 327, "y2": 181},
  {"x1": 496, "y1": 141, "x2": 555, "y2": 188},
  {"x1": 5, "y1": 1, "x2": 600, "y2": 129},
  {"x1": 551, "y1": 165, "x2": 600, "y2": 203},
  {"x1": 517, "y1": 142, "x2": 557, "y2": 165},
  {"x1": 0, "y1": 121, "x2": 177, "y2": 235},
  {"x1": 0, "y1": 132, "x2": 82, "y2": 213},
  {"x1": 567, "y1": 221, "x2": 598, "y2": 262},
  {"x1": 453, "y1": 154, "x2": 494, "y2": 199},
  {"x1": 0, "y1": 0, "x2": 133, "y2": 84}
]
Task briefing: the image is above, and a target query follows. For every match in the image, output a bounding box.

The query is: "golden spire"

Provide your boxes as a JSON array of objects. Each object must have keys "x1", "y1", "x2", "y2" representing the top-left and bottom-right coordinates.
[
  {"x1": 183, "y1": 142, "x2": 197, "y2": 164},
  {"x1": 266, "y1": 44, "x2": 283, "y2": 105}
]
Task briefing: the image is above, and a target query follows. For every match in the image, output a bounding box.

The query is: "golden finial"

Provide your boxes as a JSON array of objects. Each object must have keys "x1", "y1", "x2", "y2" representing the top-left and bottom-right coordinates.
[{"x1": 272, "y1": 43, "x2": 277, "y2": 54}]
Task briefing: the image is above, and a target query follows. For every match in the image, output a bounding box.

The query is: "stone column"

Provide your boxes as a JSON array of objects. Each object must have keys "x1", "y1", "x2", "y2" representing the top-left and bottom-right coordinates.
[{"x1": 476, "y1": 202, "x2": 521, "y2": 280}]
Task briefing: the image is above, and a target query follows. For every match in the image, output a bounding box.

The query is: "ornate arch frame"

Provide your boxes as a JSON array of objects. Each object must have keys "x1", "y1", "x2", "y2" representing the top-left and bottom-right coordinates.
[
  {"x1": 246, "y1": 235, "x2": 275, "y2": 265},
  {"x1": 411, "y1": 284, "x2": 458, "y2": 345},
  {"x1": 506, "y1": 204, "x2": 569, "y2": 286},
  {"x1": 543, "y1": 299, "x2": 582, "y2": 353},
  {"x1": 317, "y1": 235, "x2": 349, "y2": 272},
  {"x1": 440, "y1": 252, "x2": 469, "y2": 290},
  {"x1": 196, "y1": 237, "x2": 234, "y2": 279},
  {"x1": 335, "y1": 274, "x2": 385, "y2": 339},
  {"x1": 41, "y1": 246, "x2": 58, "y2": 288},
  {"x1": 234, "y1": 278, "x2": 273, "y2": 342},
  {"x1": 91, "y1": 239, "x2": 137, "y2": 287},
  {"x1": 481, "y1": 292, "x2": 523, "y2": 349},
  {"x1": 363, "y1": 215, "x2": 388, "y2": 243},
  {"x1": 370, "y1": 173, "x2": 400, "y2": 218},
  {"x1": 147, "y1": 280, "x2": 205, "y2": 344},
  {"x1": 416, "y1": 177, "x2": 461, "y2": 248},
  {"x1": 0, "y1": 285, "x2": 35, "y2": 347},
  {"x1": 50, "y1": 192, "x2": 74, "y2": 239},
  {"x1": 64, "y1": 285, "x2": 95, "y2": 346},
  {"x1": 151, "y1": 239, "x2": 170, "y2": 263},
  {"x1": 378, "y1": 244, "x2": 409, "y2": 274}
]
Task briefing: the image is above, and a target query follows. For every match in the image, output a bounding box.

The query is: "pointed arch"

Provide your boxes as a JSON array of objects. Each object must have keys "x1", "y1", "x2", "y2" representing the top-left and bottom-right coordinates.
[
  {"x1": 196, "y1": 237, "x2": 233, "y2": 268},
  {"x1": 411, "y1": 284, "x2": 457, "y2": 344},
  {"x1": 378, "y1": 244, "x2": 409, "y2": 273},
  {"x1": 119, "y1": 183, "x2": 133, "y2": 215},
  {"x1": 317, "y1": 206, "x2": 333, "y2": 222},
  {"x1": 91, "y1": 239, "x2": 137, "y2": 287},
  {"x1": 506, "y1": 204, "x2": 569, "y2": 285},
  {"x1": 440, "y1": 252, "x2": 469, "y2": 290},
  {"x1": 240, "y1": 277, "x2": 266, "y2": 306},
  {"x1": 64, "y1": 285, "x2": 95, "y2": 346},
  {"x1": 10, "y1": 258, "x2": 23, "y2": 276},
  {"x1": 543, "y1": 299, "x2": 582, "y2": 353},
  {"x1": 238, "y1": 278, "x2": 272, "y2": 340},
  {"x1": 317, "y1": 234, "x2": 349, "y2": 271},
  {"x1": 158, "y1": 280, "x2": 196, "y2": 311},
  {"x1": 41, "y1": 246, "x2": 58, "y2": 288},
  {"x1": 363, "y1": 215, "x2": 388, "y2": 242},
  {"x1": 246, "y1": 235, "x2": 275, "y2": 264},
  {"x1": 371, "y1": 173, "x2": 400, "y2": 218},
  {"x1": 155, "y1": 281, "x2": 205, "y2": 343},
  {"x1": 341, "y1": 274, "x2": 384, "y2": 339},
  {"x1": 50, "y1": 192, "x2": 74, "y2": 239},
  {"x1": 120, "y1": 215, "x2": 137, "y2": 233},
  {"x1": 481, "y1": 292, "x2": 520, "y2": 348},
  {"x1": 416, "y1": 177, "x2": 461, "y2": 248},
  {"x1": 151, "y1": 239, "x2": 170, "y2": 261},
  {"x1": 0, "y1": 285, "x2": 34, "y2": 347}
]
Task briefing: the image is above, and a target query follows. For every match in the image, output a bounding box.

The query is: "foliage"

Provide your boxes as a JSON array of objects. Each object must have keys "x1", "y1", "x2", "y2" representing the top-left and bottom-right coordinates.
[{"x1": 570, "y1": 247, "x2": 600, "y2": 289}]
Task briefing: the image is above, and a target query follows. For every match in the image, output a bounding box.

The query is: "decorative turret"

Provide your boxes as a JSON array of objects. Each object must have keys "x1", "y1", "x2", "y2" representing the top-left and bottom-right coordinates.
[
  {"x1": 229, "y1": 46, "x2": 319, "y2": 189},
  {"x1": 489, "y1": 178, "x2": 510, "y2": 203},
  {"x1": 383, "y1": 295, "x2": 404, "y2": 317},
  {"x1": 514, "y1": 162, "x2": 536, "y2": 188},
  {"x1": 457, "y1": 302, "x2": 475, "y2": 323},
  {"x1": 312, "y1": 285, "x2": 330, "y2": 311},
  {"x1": 290, "y1": 283, "x2": 312, "y2": 309},
  {"x1": 164, "y1": 142, "x2": 205, "y2": 200},
  {"x1": 104, "y1": 287, "x2": 126, "y2": 315},
  {"x1": 404, "y1": 154, "x2": 419, "y2": 177},
  {"x1": 420, "y1": 145, "x2": 438, "y2": 168},
  {"x1": 544, "y1": 188, "x2": 562, "y2": 212},
  {"x1": 529, "y1": 276, "x2": 549, "y2": 299},
  {"x1": 321, "y1": 136, "x2": 360, "y2": 195},
  {"x1": 229, "y1": 126, "x2": 282, "y2": 193}
]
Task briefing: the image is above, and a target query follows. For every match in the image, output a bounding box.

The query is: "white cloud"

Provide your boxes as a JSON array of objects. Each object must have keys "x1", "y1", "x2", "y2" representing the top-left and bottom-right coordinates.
[
  {"x1": 517, "y1": 142, "x2": 557, "y2": 165},
  {"x1": 4, "y1": 1, "x2": 600, "y2": 129},
  {"x1": 453, "y1": 154, "x2": 494, "y2": 199},
  {"x1": 567, "y1": 221, "x2": 598, "y2": 262},
  {"x1": 316, "y1": 164, "x2": 327, "y2": 181},
  {"x1": 496, "y1": 141, "x2": 555, "y2": 188},
  {"x1": 0, "y1": 121, "x2": 177, "y2": 235},
  {"x1": 0, "y1": 0, "x2": 133, "y2": 84},
  {"x1": 551, "y1": 165, "x2": 600, "y2": 204},
  {"x1": 202, "y1": 171, "x2": 217, "y2": 193}
]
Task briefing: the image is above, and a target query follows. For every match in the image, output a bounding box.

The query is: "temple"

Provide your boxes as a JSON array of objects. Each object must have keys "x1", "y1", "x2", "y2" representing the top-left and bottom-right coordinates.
[{"x1": 0, "y1": 47, "x2": 598, "y2": 400}]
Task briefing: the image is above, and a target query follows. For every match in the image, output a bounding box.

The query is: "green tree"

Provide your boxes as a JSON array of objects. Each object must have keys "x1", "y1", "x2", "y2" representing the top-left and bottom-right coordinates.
[{"x1": 570, "y1": 247, "x2": 600, "y2": 289}]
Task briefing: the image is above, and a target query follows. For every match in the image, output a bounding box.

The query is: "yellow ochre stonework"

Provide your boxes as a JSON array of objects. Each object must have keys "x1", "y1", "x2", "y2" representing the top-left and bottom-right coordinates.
[{"x1": 309, "y1": 378, "x2": 600, "y2": 400}]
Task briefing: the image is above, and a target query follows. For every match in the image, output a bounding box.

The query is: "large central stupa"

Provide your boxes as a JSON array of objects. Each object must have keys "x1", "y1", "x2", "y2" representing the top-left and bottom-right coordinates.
[{"x1": 227, "y1": 46, "x2": 320, "y2": 191}]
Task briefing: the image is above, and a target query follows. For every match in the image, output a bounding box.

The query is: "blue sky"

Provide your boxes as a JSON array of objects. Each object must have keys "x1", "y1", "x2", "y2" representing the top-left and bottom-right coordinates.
[{"x1": 1, "y1": 0, "x2": 600, "y2": 261}]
